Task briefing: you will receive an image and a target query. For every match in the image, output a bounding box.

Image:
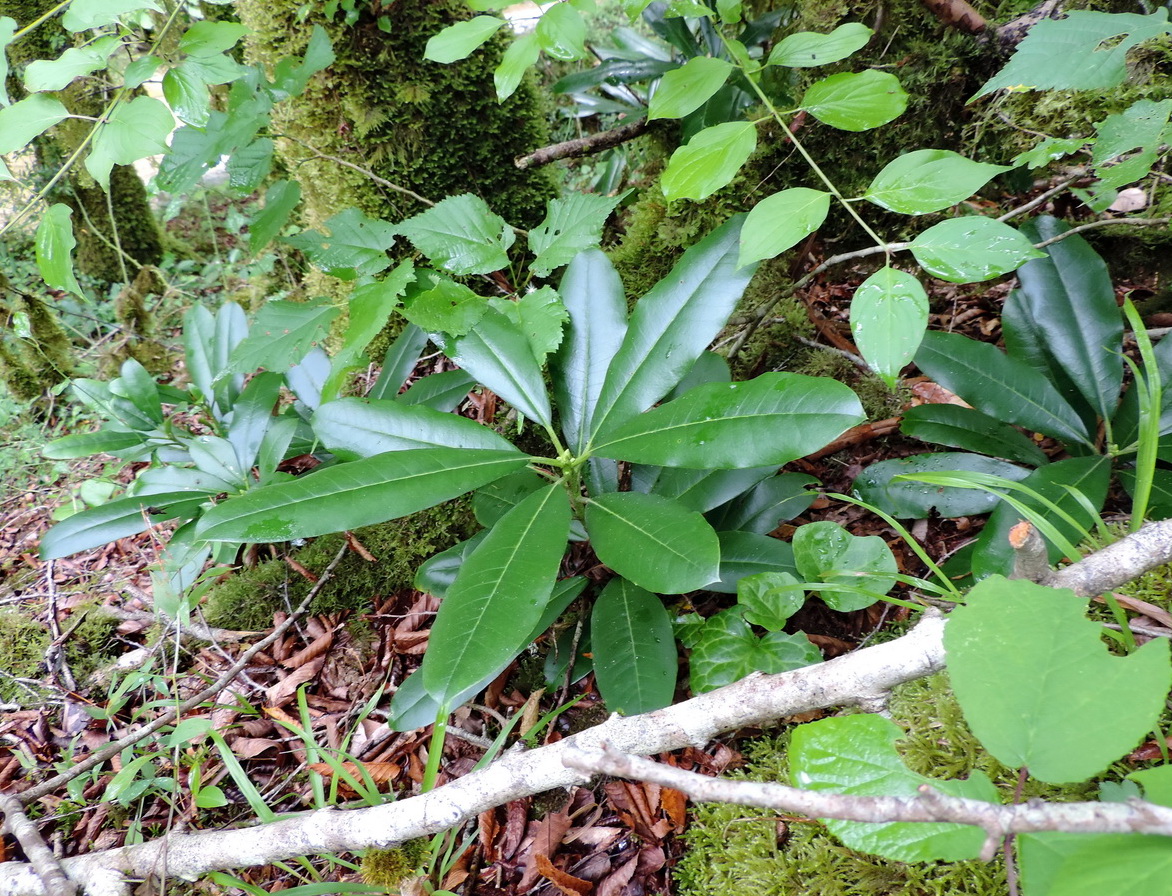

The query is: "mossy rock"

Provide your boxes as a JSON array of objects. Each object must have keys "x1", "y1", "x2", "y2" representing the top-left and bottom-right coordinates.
[{"x1": 677, "y1": 673, "x2": 1098, "y2": 896}]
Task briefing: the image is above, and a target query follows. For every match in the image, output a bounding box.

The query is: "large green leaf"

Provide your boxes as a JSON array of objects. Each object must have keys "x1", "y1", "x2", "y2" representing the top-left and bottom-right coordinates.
[
  {"x1": 864, "y1": 150, "x2": 1009, "y2": 215},
  {"x1": 915, "y1": 331, "x2": 1091, "y2": 447},
  {"x1": 395, "y1": 194, "x2": 514, "y2": 276},
  {"x1": 488, "y1": 286, "x2": 567, "y2": 364},
  {"x1": 284, "y1": 208, "x2": 396, "y2": 280},
  {"x1": 23, "y1": 34, "x2": 120, "y2": 93},
  {"x1": 594, "y1": 373, "x2": 863, "y2": 469},
  {"x1": 41, "y1": 491, "x2": 206, "y2": 560},
  {"x1": 1040, "y1": 835, "x2": 1172, "y2": 896},
  {"x1": 1093, "y1": 99, "x2": 1172, "y2": 188},
  {"x1": 551, "y1": 250, "x2": 628, "y2": 453},
  {"x1": 35, "y1": 204, "x2": 82, "y2": 297},
  {"x1": 647, "y1": 56, "x2": 733, "y2": 120},
  {"x1": 800, "y1": 70, "x2": 907, "y2": 131},
  {"x1": 423, "y1": 15, "x2": 504, "y2": 63},
  {"x1": 84, "y1": 96, "x2": 172, "y2": 189},
  {"x1": 689, "y1": 609, "x2": 821, "y2": 693},
  {"x1": 229, "y1": 299, "x2": 340, "y2": 373},
  {"x1": 710, "y1": 531, "x2": 795, "y2": 594},
  {"x1": 0, "y1": 94, "x2": 68, "y2": 154},
  {"x1": 587, "y1": 217, "x2": 756, "y2": 441},
  {"x1": 790, "y1": 714, "x2": 999, "y2": 861},
  {"x1": 249, "y1": 180, "x2": 301, "y2": 254},
  {"x1": 585, "y1": 492, "x2": 719, "y2": 594},
  {"x1": 439, "y1": 307, "x2": 553, "y2": 427},
  {"x1": 369, "y1": 323, "x2": 428, "y2": 401},
  {"x1": 908, "y1": 217, "x2": 1044, "y2": 283},
  {"x1": 850, "y1": 267, "x2": 928, "y2": 388},
  {"x1": 738, "y1": 188, "x2": 831, "y2": 268},
  {"x1": 421, "y1": 483, "x2": 570, "y2": 703},
  {"x1": 1006, "y1": 217, "x2": 1123, "y2": 424},
  {"x1": 660, "y1": 121, "x2": 757, "y2": 201},
  {"x1": 528, "y1": 194, "x2": 623, "y2": 277},
  {"x1": 62, "y1": 0, "x2": 161, "y2": 31},
  {"x1": 43, "y1": 428, "x2": 146, "y2": 460},
  {"x1": 648, "y1": 466, "x2": 775, "y2": 513},
  {"x1": 590, "y1": 578, "x2": 677, "y2": 714},
  {"x1": 792, "y1": 521, "x2": 895, "y2": 611},
  {"x1": 766, "y1": 22, "x2": 872, "y2": 67},
  {"x1": 397, "y1": 370, "x2": 476, "y2": 412},
  {"x1": 854, "y1": 452, "x2": 1030, "y2": 519},
  {"x1": 313, "y1": 398, "x2": 513, "y2": 458},
  {"x1": 196, "y1": 448, "x2": 529, "y2": 543},
  {"x1": 900, "y1": 405, "x2": 1049, "y2": 467},
  {"x1": 946, "y1": 576, "x2": 1171, "y2": 782},
  {"x1": 706, "y1": 472, "x2": 818, "y2": 534},
  {"x1": 225, "y1": 372, "x2": 283, "y2": 472}
]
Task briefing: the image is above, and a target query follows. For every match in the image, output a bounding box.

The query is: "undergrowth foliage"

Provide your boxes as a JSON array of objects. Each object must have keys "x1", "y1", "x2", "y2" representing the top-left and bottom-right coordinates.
[{"x1": 4, "y1": 0, "x2": 1172, "y2": 894}]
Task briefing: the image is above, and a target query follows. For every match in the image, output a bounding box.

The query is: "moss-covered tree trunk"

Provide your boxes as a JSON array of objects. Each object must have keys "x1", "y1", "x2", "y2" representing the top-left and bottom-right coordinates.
[
  {"x1": 232, "y1": 0, "x2": 558, "y2": 234},
  {"x1": 7, "y1": 0, "x2": 164, "y2": 285}
]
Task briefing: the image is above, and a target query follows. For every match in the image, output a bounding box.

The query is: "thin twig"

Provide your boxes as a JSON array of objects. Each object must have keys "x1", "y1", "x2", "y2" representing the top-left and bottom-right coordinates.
[
  {"x1": 515, "y1": 118, "x2": 650, "y2": 169},
  {"x1": 279, "y1": 135, "x2": 437, "y2": 208},
  {"x1": 997, "y1": 174, "x2": 1080, "y2": 223},
  {"x1": 1032, "y1": 217, "x2": 1172, "y2": 248}
]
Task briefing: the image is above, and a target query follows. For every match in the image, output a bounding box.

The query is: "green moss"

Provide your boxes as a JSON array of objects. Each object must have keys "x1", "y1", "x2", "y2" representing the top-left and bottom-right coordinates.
[
  {"x1": 202, "y1": 499, "x2": 478, "y2": 629},
  {"x1": 63, "y1": 605, "x2": 123, "y2": 688},
  {"x1": 107, "y1": 266, "x2": 168, "y2": 375},
  {"x1": 677, "y1": 673, "x2": 1098, "y2": 896},
  {"x1": 0, "y1": 275, "x2": 75, "y2": 400},
  {"x1": 0, "y1": 609, "x2": 51, "y2": 703},
  {"x1": 361, "y1": 838, "x2": 432, "y2": 889}
]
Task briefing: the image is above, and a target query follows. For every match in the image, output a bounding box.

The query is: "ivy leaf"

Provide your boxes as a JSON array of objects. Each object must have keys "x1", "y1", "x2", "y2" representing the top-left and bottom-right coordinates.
[
  {"x1": 689, "y1": 609, "x2": 821, "y2": 693},
  {"x1": 395, "y1": 194, "x2": 514, "y2": 276},
  {"x1": 647, "y1": 56, "x2": 733, "y2": 120},
  {"x1": 946, "y1": 576, "x2": 1171, "y2": 782},
  {"x1": 425, "y1": 15, "x2": 505, "y2": 63},
  {"x1": 529, "y1": 193, "x2": 623, "y2": 277},
  {"x1": 35, "y1": 204, "x2": 83, "y2": 297},
  {"x1": 738, "y1": 188, "x2": 830, "y2": 267},
  {"x1": 850, "y1": 266, "x2": 928, "y2": 387},
  {"x1": 0, "y1": 94, "x2": 69, "y2": 154},
  {"x1": 767, "y1": 22, "x2": 872, "y2": 67},
  {"x1": 285, "y1": 208, "x2": 396, "y2": 280},
  {"x1": 909, "y1": 217, "x2": 1044, "y2": 283},
  {"x1": 864, "y1": 150, "x2": 1009, "y2": 215},
  {"x1": 661, "y1": 121, "x2": 757, "y2": 201},
  {"x1": 229, "y1": 299, "x2": 341, "y2": 373},
  {"x1": 800, "y1": 70, "x2": 907, "y2": 131}
]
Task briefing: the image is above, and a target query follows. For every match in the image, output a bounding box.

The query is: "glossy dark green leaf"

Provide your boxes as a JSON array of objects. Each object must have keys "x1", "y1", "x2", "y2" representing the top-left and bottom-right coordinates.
[
  {"x1": 473, "y1": 469, "x2": 547, "y2": 527},
  {"x1": 414, "y1": 531, "x2": 488, "y2": 597},
  {"x1": 369, "y1": 324, "x2": 428, "y2": 400},
  {"x1": 667, "y1": 351, "x2": 730, "y2": 400},
  {"x1": 225, "y1": 372, "x2": 282, "y2": 472},
  {"x1": 551, "y1": 250, "x2": 627, "y2": 452},
  {"x1": 710, "y1": 531, "x2": 796, "y2": 594},
  {"x1": 422, "y1": 483, "x2": 570, "y2": 703},
  {"x1": 689, "y1": 609, "x2": 821, "y2": 693},
  {"x1": 649, "y1": 466, "x2": 775, "y2": 513},
  {"x1": 1006, "y1": 217, "x2": 1123, "y2": 423},
  {"x1": 440, "y1": 308, "x2": 553, "y2": 427},
  {"x1": 41, "y1": 491, "x2": 205, "y2": 560},
  {"x1": 196, "y1": 448, "x2": 530, "y2": 543},
  {"x1": 706, "y1": 472, "x2": 819, "y2": 534},
  {"x1": 397, "y1": 370, "x2": 475, "y2": 412},
  {"x1": 111, "y1": 359, "x2": 163, "y2": 424},
  {"x1": 43, "y1": 428, "x2": 147, "y2": 460},
  {"x1": 900, "y1": 404, "x2": 1049, "y2": 467},
  {"x1": 586, "y1": 218, "x2": 756, "y2": 441},
  {"x1": 313, "y1": 398, "x2": 513, "y2": 459},
  {"x1": 854, "y1": 452, "x2": 1029, "y2": 519},
  {"x1": 915, "y1": 331, "x2": 1091, "y2": 447},
  {"x1": 792, "y1": 521, "x2": 896, "y2": 611},
  {"x1": 590, "y1": 578, "x2": 677, "y2": 714},
  {"x1": 586, "y1": 492, "x2": 720, "y2": 594}
]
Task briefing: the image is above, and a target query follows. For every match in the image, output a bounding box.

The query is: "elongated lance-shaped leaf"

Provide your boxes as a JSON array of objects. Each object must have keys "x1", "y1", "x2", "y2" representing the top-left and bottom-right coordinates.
[
  {"x1": 313, "y1": 398, "x2": 514, "y2": 459},
  {"x1": 422, "y1": 483, "x2": 570, "y2": 704},
  {"x1": 369, "y1": 324, "x2": 428, "y2": 400},
  {"x1": 1007, "y1": 217, "x2": 1123, "y2": 424},
  {"x1": 587, "y1": 217, "x2": 756, "y2": 443},
  {"x1": 196, "y1": 447, "x2": 530, "y2": 543},
  {"x1": 594, "y1": 373, "x2": 863, "y2": 468},
  {"x1": 439, "y1": 307, "x2": 553, "y2": 428},
  {"x1": 915, "y1": 331, "x2": 1091, "y2": 447},
  {"x1": 41, "y1": 491, "x2": 208, "y2": 560},
  {"x1": 590, "y1": 578, "x2": 677, "y2": 715},
  {"x1": 551, "y1": 250, "x2": 628, "y2": 452}
]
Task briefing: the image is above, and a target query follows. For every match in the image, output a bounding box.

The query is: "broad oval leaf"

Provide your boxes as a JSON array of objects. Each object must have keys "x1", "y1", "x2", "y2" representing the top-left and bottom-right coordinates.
[
  {"x1": 591, "y1": 578, "x2": 677, "y2": 714},
  {"x1": 648, "y1": 56, "x2": 733, "y2": 121},
  {"x1": 946, "y1": 576, "x2": 1171, "y2": 782},
  {"x1": 792, "y1": 520, "x2": 896, "y2": 611},
  {"x1": 738, "y1": 188, "x2": 831, "y2": 267},
  {"x1": 394, "y1": 194, "x2": 515, "y2": 276},
  {"x1": 594, "y1": 373, "x2": 864, "y2": 469},
  {"x1": 900, "y1": 404, "x2": 1049, "y2": 467},
  {"x1": 864, "y1": 150, "x2": 1009, "y2": 215},
  {"x1": 422, "y1": 483, "x2": 570, "y2": 703},
  {"x1": 585, "y1": 492, "x2": 719, "y2": 594},
  {"x1": 790, "y1": 714, "x2": 999, "y2": 861},
  {"x1": 767, "y1": 22, "x2": 872, "y2": 67},
  {"x1": 424, "y1": 15, "x2": 504, "y2": 63},
  {"x1": 35, "y1": 204, "x2": 82, "y2": 296},
  {"x1": 661, "y1": 121, "x2": 758, "y2": 201},
  {"x1": 800, "y1": 70, "x2": 907, "y2": 131},
  {"x1": 196, "y1": 448, "x2": 530, "y2": 543},
  {"x1": 689, "y1": 609, "x2": 821, "y2": 693},
  {"x1": 40, "y1": 491, "x2": 205, "y2": 560},
  {"x1": 915, "y1": 331, "x2": 1091, "y2": 447},
  {"x1": 738, "y1": 571, "x2": 806, "y2": 630},
  {"x1": 494, "y1": 31, "x2": 540, "y2": 100},
  {"x1": 711, "y1": 530, "x2": 795, "y2": 594},
  {"x1": 850, "y1": 267, "x2": 928, "y2": 388},
  {"x1": 535, "y1": 1, "x2": 587, "y2": 60},
  {"x1": 909, "y1": 217, "x2": 1045, "y2": 283},
  {"x1": 313, "y1": 398, "x2": 513, "y2": 458},
  {"x1": 0, "y1": 93, "x2": 68, "y2": 154},
  {"x1": 853, "y1": 452, "x2": 1029, "y2": 519}
]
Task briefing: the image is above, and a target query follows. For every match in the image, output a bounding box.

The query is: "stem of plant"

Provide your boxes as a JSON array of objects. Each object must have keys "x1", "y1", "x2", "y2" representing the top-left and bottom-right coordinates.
[{"x1": 422, "y1": 704, "x2": 450, "y2": 793}]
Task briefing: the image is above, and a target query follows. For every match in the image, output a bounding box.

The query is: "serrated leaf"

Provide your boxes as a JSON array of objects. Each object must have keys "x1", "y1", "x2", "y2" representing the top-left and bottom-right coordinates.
[
  {"x1": 163, "y1": 65, "x2": 211, "y2": 127},
  {"x1": 490, "y1": 286, "x2": 567, "y2": 363},
  {"x1": 1013, "y1": 136, "x2": 1086, "y2": 170},
  {"x1": 946, "y1": 576, "x2": 1171, "y2": 782},
  {"x1": 401, "y1": 277, "x2": 487, "y2": 336},
  {"x1": 35, "y1": 204, "x2": 82, "y2": 297},
  {"x1": 738, "y1": 188, "x2": 830, "y2": 267},
  {"x1": 226, "y1": 138, "x2": 273, "y2": 194},
  {"x1": 767, "y1": 22, "x2": 872, "y2": 67},
  {"x1": 23, "y1": 35, "x2": 120, "y2": 92},
  {"x1": 313, "y1": 397, "x2": 513, "y2": 458},
  {"x1": 494, "y1": 31, "x2": 540, "y2": 100},
  {"x1": 689, "y1": 609, "x2": 820, "y2": 693},
  {"x1": 586, "y1": 492, "x2": 719, "y2": 594},
  {"x1": 0, "y1": 94, "x2": 68, "y2": 154},
  {"x1": 909, "y1": 217, "x2": 1045, "y2": 283},
  {"x1": 591, "y1": 578, "x2": 677, "y2": 714},
  {"x1": 284, "y1": 208, "x2": 396, "y2": 280},
  {"x1": 661, "y1": 121, "x2": 757, "y2": 201},
  {"x1": 323, "y1": 264, "x2": 413, "y2": 399},
  {"x1": 422, "y1": 484, "x2": 569, "y2": 703},
  {"x1": 790, "y1": 714, "x2": 999, "y2": 861},
  {"x1": 800, "y1": 70, "x2": 907, "y2": 131},
  {"x1": 1092, "y1": 99, "x2": 1172, "y2": 187},
  {"x1": 849, "y1": 267, "x2": 927, "y2": 388},
  {"x1": 395, "y1": 194, "x2": 514, "y2": 276},
  {"x1": 792, "y1": 520, "x2": 895, "y2": 611},
  {"x1": 647, "y1": 56, "x2": 733, "y2": 120},
  {"x1": 528, "y1": 193, "x2": 622, "y2": 276},
  {"x1": 853, "y1": 452, "x2": 1029, "y2": 519},
  {"x1": 425, "y1": 15, "x2": 505, "y2": 63},
  {"x1": 594, "y1": 373, "x2": 864, "y2": 468},
  {"x1": 228, "y1": 299, "x2": 340, "y2": 373},
  {"x1": 865, "y1": 150, "x2": 1009, "y2": 215},
  {"x1": 85, "y1": 96, "x2": 172, "y2": 190}
]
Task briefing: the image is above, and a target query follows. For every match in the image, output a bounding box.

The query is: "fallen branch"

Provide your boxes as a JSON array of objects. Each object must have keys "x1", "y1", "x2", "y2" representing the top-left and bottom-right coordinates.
[{"x1": 515, "y1": 118, "x2": 650, "y2": 169}]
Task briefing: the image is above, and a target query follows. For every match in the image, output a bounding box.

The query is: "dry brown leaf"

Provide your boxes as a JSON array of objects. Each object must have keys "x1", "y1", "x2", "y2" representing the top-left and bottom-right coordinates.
[
  {"x1": 659, "y1": 787, "x2": 687, "y2": 832},
  {"x1": 264, "y1": 655, "x2": 326, "y2": 706},
  {"x1": 502, "y1": 797, "x2": 528, "y2": 860},
  {"x1": 230, "y1": 737, "x2": 281, "y2": 760},
  {"x1": 596, "y1": 855, "x2": 637, "y2": 896},
  {"x1": 281, "y1": 631, "x2": 334, "y2": 669},
  {"x1": 1096, "y1": 593, "x2": 1172, "y2": 629},
  {"x1": 910, "y1": 381, "x2": 971, "y2": 407},
  {"x1": 307, "y1": 760, "x2": 399, "y2": 793},
  {"x1": 536, "y1": 854, "x2": 592, "y2": 896}
]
